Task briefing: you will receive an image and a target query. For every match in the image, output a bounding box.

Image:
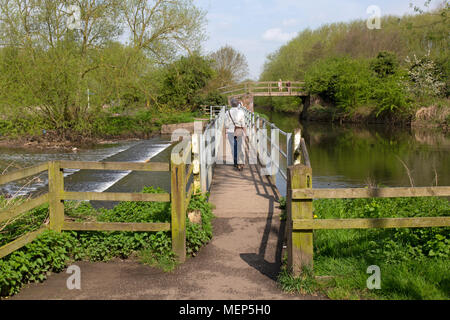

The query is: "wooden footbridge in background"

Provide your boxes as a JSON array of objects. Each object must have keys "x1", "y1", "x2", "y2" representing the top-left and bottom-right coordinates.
[
  {"x1": 219, "y1": 81, "x2": 308, "y2": 98},
  {"x1": 218, "y1": 81, "x2": 310, "y2": 114}
]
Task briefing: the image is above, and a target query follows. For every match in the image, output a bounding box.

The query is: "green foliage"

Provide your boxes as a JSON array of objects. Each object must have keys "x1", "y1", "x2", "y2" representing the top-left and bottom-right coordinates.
[
  {"x1": 193, "y1": 91, "x2": 227, "y2": 108},
  {"x1": 371, "y1": 51, "x2": 399, "y2": 78},
  {"x1": 305, "y1": 55, "x2": 411, "y2": 117},
  {"x1": 159, "y1": 54, "x2": 215, "y2": 110},
  {"x1": 0, "y1": 204, "x2": 49, "y2": 247},
  {"x1": 0, "y1": 117, "x2": 47, "y2": 138},
  {"x1": 305, "y1": 57, "x2": 373, "y2": 112},
  {"x1": 260, "y1": 7, "x2": 449, "y2": 122},
  {"x1": 0, "y1": 230, "x2": 76, "y2": 296},
  {"x1": 279, "y1": 196, "x2": 287, "y2": 221},
  {"x1": 0, "y1": 0, "x2": 210, "y2": 140},
  {"x1": 310, "y1": 197, "x2": 449, "y2": 299},
  {"x1": 0, "y1": 187, "x2": 215, "y2": 297},
  {"x1": 186, "y1": 192, "x2": 215, "y2": 256}
]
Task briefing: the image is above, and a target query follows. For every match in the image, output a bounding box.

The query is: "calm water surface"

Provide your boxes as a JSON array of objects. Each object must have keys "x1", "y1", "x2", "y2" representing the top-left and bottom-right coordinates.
[{"x1": 256, "y1": 106, "x2": 450, "y2": 195}]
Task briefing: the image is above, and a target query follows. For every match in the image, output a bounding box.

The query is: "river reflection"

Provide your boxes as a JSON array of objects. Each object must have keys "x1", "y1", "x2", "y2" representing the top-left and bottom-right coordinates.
[{"x1": 256, "y1": 106, "x2": 450, "y2": 195}]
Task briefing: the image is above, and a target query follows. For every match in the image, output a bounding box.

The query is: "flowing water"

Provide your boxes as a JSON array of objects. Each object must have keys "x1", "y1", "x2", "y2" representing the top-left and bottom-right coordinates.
[
  {"x1": 0, "y1": 137, "x2": 172, "y2": 203},
  {"x1": 256, "y1": 106, "x2": 450, "y2": 196}
]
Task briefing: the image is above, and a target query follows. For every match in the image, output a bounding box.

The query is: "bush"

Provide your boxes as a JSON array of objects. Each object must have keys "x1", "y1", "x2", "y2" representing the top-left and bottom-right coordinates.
[
  {"x1": 159, "y1": 54, "x2": 216, "y2": 110},
  {"x1": 371, "y1": 51, "x2": 399, "y2": 78},
  {"x1": 305, "y1": 57, "x2": 373, "y2": 112},
  {"x1": 405, "y1": 53, "x2": 446, "y2": 97},
  {"x1": 305, "y1": 55, "x2": 412, "y2": 118}
]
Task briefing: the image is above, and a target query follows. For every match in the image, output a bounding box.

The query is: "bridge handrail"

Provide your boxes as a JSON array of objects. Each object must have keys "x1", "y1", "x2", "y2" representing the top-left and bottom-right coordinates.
[{"x1": 218, "y1": 81, "x2": 306, "y2": 96}]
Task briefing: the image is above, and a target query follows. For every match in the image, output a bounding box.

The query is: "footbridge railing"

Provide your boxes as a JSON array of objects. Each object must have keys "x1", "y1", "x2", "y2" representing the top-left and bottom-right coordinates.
[
  {"x1": 199, "y1": 105, "x2": 295, "y2": 196},
  {"x1": 218, "y1": 81, "x2": 307, "y2": 97},
  {"x1": 199, "y1": 105, "x2": 450, "y2": 278}
]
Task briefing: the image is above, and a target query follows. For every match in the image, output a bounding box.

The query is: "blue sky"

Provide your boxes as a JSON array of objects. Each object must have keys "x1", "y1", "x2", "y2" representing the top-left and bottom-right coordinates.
[{"x1": 196, "y1": 0, "x2": 426, "y2": 80}]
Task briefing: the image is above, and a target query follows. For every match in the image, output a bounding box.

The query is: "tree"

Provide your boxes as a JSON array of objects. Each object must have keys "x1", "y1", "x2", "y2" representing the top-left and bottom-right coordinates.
[
  {"x1": 159, "y1": 53, "x2": 215, "y2": 110},
  {"x1": 0, "y1": 0, "x2": 207, "y2": 136},
  {"x1": 209, "y1": 45, "x2": 249, "y2": 87},
  {"x1": 121, "y1": 0, "x2": 206, "y2": 62}
]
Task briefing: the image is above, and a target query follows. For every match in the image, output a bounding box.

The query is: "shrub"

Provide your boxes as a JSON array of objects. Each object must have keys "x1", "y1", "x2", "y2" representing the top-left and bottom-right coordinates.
[
  {"x1": 371, "y1": 51, "x2": 399, "y2": 78},
  {"x1": 305, "y1": 57, "x2": 374, "y2": 112},
  {"x1": 405, "y1": 53, "x2": 446, "y2": 97}
]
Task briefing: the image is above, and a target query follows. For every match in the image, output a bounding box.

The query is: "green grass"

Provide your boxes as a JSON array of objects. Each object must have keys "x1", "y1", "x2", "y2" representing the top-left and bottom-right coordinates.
[{"x1": 279, "y1": 197, "x2": 449, "y2": 300}]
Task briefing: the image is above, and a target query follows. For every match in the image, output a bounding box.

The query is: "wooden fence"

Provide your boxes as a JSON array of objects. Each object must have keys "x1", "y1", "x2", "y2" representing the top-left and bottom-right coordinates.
[
  {"x1": 0, "y1": 139, "x2": 194, "y2": 262},
  {"x1": 286, "y1": 133, "x2": 450, "y2": 276}
]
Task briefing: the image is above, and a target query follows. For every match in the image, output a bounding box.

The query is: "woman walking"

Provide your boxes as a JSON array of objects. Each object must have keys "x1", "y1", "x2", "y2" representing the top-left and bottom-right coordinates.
[{"x1": 226, "y1": 98, "x2": 246, "y2": 170}]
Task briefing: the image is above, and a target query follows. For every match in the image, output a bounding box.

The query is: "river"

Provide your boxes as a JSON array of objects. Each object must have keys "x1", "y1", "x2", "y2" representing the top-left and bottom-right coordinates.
[
  {"x1": 256, "y1": 106, "x2": 450, "y2": 195},
  {"x1": 1, "y1": 112, "x2": 449, "y2": 199}
]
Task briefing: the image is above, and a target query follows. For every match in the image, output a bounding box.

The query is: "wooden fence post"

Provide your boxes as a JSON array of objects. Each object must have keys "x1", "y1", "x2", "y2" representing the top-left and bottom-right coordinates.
[
  {"x1": 48, "y1": 161, "x2": 64, "y2": 232},
  {"x1": 171, "y1": 156, "x2": 186, "y2": 263},
  {"x1": 287, "y1": 163, "x2": 313, "y2": 276}
]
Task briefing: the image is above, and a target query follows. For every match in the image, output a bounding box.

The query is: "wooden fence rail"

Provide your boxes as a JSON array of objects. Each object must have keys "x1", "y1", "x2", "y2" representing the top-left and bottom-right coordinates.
[
  {"x1": 0, "y1": 139, "x2": 194, "y2": 262},
  {"x1": 286, "y1": 131, "x2": 450, "y2": 276}
]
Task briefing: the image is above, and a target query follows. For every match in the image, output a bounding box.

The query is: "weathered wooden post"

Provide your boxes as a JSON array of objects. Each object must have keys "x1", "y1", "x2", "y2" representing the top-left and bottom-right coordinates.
[
  {"x1": 171, "y1": 145, "x2": 187, "y2": 263},
  {"x1": 287, "y1": 128, "x2": 313, "y2": 275},
  {"x1": 192, "y1": 133, "x2": 200, "y2": 193},
  {"x1": 287, "y1": 163, "x2": 313, "y2": 276},
  {"x1": 48, "y1": 161, "x2": 64, "y2": 232},
  {"x1": 287, "y1": 133, "x2": 293, "y2": 167},
  {"x1": 200, "y1": 130, "x2": 207, "y2": 193}
]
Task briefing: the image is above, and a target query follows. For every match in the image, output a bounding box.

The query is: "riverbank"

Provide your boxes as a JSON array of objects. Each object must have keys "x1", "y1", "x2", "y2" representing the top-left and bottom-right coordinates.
[
  {"x1": 256, "y1": 97, "x2": 450, "y2": 132},
  {"x1": 0, "y1": 132, "x2": 146, "y2": 152},
  {"x1": 0, "y1": 112, "x2": 210, "y2": 151},
  {"x1": 306, "y1": 102, "x2": 449, "y2": 132},
  {"x1": 0, "y1": 110, "x2": 207, "y2": 151}
]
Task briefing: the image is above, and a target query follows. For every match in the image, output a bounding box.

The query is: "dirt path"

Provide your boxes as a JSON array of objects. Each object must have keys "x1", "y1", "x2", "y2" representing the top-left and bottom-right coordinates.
[{"x1": 11, "y1": 162, "x2": 322, "y2": 300}]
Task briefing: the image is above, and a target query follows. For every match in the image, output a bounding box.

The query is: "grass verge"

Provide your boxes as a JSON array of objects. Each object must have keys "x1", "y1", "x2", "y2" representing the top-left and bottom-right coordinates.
[{"x1": 278, "y1": 197, "x2": 449, "y2": 300}]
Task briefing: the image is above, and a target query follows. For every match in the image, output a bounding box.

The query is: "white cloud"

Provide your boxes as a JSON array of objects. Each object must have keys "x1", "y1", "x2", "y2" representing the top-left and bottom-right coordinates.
[
  {"x1": 282, "y1": 18, "x2": 298, "y2": 27},
  {"x1": 262, "y1": 28, "x2": 297, "y2": 42}
]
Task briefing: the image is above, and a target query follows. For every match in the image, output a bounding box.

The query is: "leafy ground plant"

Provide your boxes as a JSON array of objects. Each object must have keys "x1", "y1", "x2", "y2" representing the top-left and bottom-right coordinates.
[
  {"x1": 279, "y1": 197, "x2": 449, "y2": 300},
  {"x1": 0, "y1": 187, "x2": 214, "y2": 297}
]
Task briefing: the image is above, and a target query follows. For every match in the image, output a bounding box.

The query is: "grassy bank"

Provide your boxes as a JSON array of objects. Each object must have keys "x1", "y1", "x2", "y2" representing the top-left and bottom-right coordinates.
[
  {"x1": 278, "y1": 197, "x2": 449, "y2": 300},
  {"x1": 0, "y1": 187, "x2": 214, "y2": 297},
  {"x1": 0, "y1": 110, "x2": 201, "y2": 140}
]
